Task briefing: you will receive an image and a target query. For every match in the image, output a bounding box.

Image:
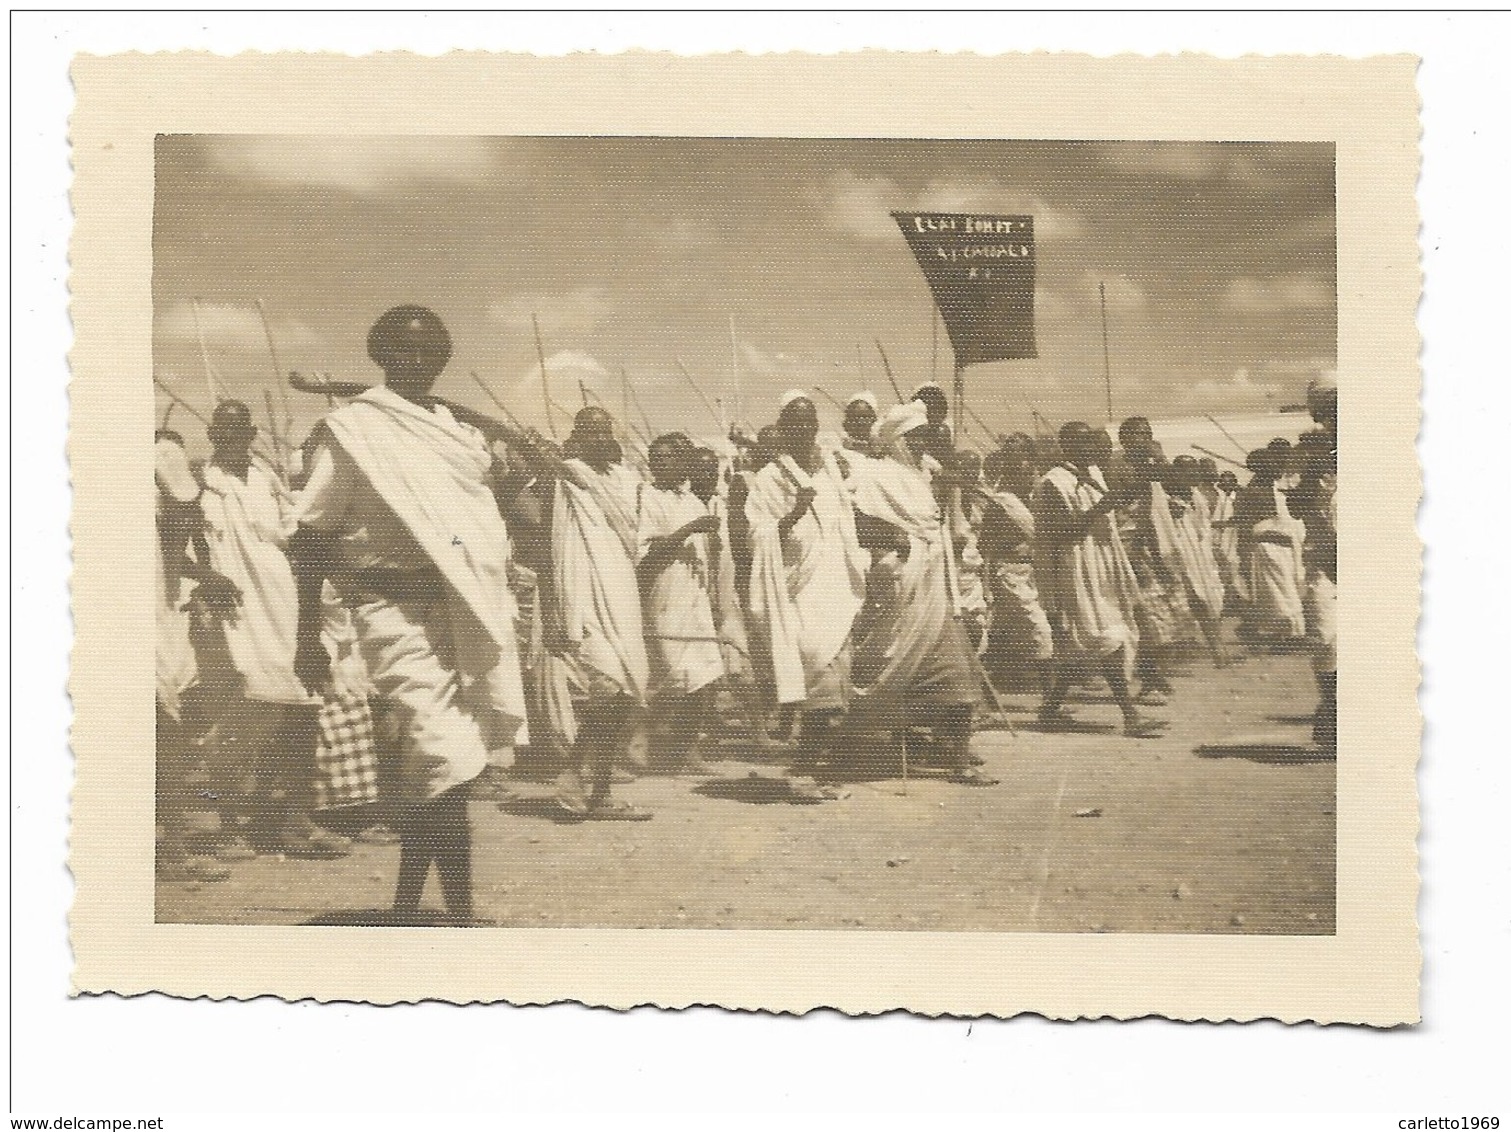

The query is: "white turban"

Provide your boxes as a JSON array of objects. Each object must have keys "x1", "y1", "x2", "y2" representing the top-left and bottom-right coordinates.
[
  {"x1": 846, "y1": 390, "x2": 878, "y2": 412},
  {"x1": 779, "y1": 388, "x2": 811, "y2": 411},
  {"x1": 876, "y1": 400, "x2": 929, "y2": 449}
]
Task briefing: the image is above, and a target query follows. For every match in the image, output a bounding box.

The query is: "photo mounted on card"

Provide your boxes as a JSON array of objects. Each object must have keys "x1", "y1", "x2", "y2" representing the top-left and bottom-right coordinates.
[{"x1": 69, "y1": 51, "x2": 1420, "y2": 1021}]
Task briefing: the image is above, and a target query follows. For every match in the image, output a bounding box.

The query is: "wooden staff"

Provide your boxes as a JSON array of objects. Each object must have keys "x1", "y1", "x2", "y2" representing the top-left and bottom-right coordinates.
[
  {"x1": 531, "y1": 313, "x2": 557, "y2": 440},
  {"x1": 1192, "y1": 442, "x2": 1248, "y2": 471},
  {"x1": 1204, "y1": 414, "x2": 1251, "y2": 458},
  {"x1": 255, "y1": 298, "x2": 297, "y2": 446},
  {"x1": 674, "y1": 358, "x2": 724, "y2": 432},
  {"x1": 964, "y1": 402, "x2": 1005, "y2": 447},
  {"x1": 189, "y1": 297, "x2": 220, "y2": 407},
  {"x1": 811, "y1": 386, "x2": 847, "y2": 413},
  {"x1": 623, "y1": 366, "x2": 658, "y2": 440},
  {"x1": 153, "y1": 376, "x2": 277, "y2": 465},
  {"x1": 874, "y1": 340, "x2": 905, "y2": 404},
  {"x1": 263, "y1": 389, "x2": 289, "y2": 484}
]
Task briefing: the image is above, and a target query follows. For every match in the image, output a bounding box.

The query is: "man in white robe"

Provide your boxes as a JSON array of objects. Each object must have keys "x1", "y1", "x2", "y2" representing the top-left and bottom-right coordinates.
[
  {"x1": 1031, "y1": 422, "x2": 1165, "y2": 738},
  {"x1": 1157, "y1": 455, "x2": 1233, "y2": 667},
  {"x1": 978, "y1": 436, "x2": 1054, "y2": 688},
  {"x1": 290, "y1": 306, "x2": 529, "y2": 922},
  {"x1": 197, "y1": 400, "x2": 349, "y2": 860},
  {"x1": 545, "y1": 406, "x2": 655, "y2": 819},
  {"x1": 1235, "y1": 446, "x2": 1308, "y2": 643},
  {"x1": 844, "y1": 402, "x2": 992, "y2": 784},
  {"x1": 155, "y1": 430, "x2": 231, "y2": 883},
  {"x1": 745, "y1": 392, "x2": 868, "y2": 776},
  {"x1": 638, "y1": 433, "x2": 724, "y2": 772}
]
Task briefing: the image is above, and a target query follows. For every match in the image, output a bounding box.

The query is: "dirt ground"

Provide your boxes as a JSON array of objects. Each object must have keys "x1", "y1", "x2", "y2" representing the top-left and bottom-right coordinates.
[{"x1": 157, "y1": 631, "x2": 1335, "y2": 934}]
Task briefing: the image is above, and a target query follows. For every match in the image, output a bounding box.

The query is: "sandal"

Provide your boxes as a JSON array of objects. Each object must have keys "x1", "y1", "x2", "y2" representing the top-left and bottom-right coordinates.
[
  {"x1": 585, "y1": 799, "x2": 654, "y2": 822},
  {"x1": 1123, "y1": 716, "x2": 1168, "y2": 739},
  {"x1": 948, "y1": 769, "x2": 1000, "y2": 787}
]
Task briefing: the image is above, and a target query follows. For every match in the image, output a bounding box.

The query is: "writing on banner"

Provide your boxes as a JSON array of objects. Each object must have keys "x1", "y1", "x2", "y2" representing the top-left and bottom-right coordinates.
[{"x1": 892, "y1": 211, "x2": 1037, "y2": 365}]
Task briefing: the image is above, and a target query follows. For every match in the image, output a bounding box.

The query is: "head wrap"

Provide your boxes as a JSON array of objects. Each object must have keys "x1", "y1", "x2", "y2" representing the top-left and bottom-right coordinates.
[
  {"x1": 876, "y1": 400, "x2": 930, "y2": 449},
  {"x1": 846, "y1": 390, "x2": 878, "y2": 412},
  {"x1": 779, "y1": 388, "x2": 810, "y2": 412}
]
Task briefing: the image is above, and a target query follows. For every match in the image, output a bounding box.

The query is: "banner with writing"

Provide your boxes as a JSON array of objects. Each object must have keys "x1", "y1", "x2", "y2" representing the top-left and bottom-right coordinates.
[{"x1": 892, "y1": 211, "x2": 1037, "y2": 365}]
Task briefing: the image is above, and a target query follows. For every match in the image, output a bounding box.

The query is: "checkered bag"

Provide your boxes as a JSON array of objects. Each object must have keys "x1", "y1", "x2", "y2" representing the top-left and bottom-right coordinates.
[{"x1": 313, "y1": 687, "x2": 380, "y2": 811}]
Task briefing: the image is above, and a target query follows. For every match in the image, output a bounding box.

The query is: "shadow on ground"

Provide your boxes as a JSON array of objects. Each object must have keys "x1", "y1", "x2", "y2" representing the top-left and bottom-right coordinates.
[{"x1": 1196, "y1": 742, "x2": 1335, "y2": 765}]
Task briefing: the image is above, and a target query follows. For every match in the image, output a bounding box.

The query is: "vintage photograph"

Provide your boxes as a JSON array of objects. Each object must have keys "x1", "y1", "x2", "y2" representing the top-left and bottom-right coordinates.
[{"x1": 150, "y1": 134, "x2": 1340, "y2": 934}]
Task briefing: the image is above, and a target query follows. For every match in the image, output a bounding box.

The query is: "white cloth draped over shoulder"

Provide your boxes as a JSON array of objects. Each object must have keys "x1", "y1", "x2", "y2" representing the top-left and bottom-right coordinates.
[
  {"x1": 638, "y1": 482, "x2": 725, "y2": 697},
  {"x1": 551, "y1": 458, "x2": 650, "y2": 706},
  {"x1": 844, "y1": 452, "x2": 980, "y2": 724},
  {"x1": 308, "y1": 387, "x2": 528, "y2": 743},
  {"x1": 745, "y1": 451, "x2": 868, "y2": 706},
  {"x1": 1031, "y1": 464, "x2": 1140, "y2": 671},
  {"x1": 1246, "y1": 481, "x2": 1307, "y2": 639},
  {"x1": 1154, "y1": 487, "x2": 1225, "y2": 619},
  {"x1": 199, "y1": 461, "x2": 312, "y2": 705}
]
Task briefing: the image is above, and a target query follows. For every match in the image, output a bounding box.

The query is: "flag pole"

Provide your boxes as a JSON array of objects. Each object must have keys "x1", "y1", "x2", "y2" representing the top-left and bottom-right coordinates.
[
  {"x1": 1099, "y1": 281, "x2": 1113, "y2": 425},
  {"x1": 953, "y1": 358, "x2": 965, "y2": 449},
  {"x1": 931, "y1": 304, "x2": 939, "y2": 386},
  {"x1": 532, "y1": 313, "x2": 558, "y2": 440}
]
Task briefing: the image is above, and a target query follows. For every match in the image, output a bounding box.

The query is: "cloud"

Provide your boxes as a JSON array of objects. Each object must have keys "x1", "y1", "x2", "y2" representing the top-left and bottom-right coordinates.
[
  {"x1": 202, "y1": 136, "x2": 510, "y2": 196},
  {"x1": 1185, "y1": 366, "x2": 1283, "y2": 409},
  {"x1": 487, "y1": 287, "x2": 614, "y2": 337},
  {"x1": 737, "y1": 342, "x2": 807, "y2": 380},
  {"x1": 1221, "y1": 274, "x2": 1334, "y2": 314},
  {"x1": 823, "y1": 170, "x2": 1084, "y2": 244},
  {"x1": 155, "y1": 301, "x2": 323, "y2": 354},
  {"x1": 501, "y1": 350, "x2": 616, "y2": 428}
]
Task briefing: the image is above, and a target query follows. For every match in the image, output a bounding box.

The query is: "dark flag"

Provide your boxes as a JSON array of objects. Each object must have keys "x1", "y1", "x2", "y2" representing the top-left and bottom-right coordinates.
[{"x1": 892, "y1": 211, "x2": 1037, "y2": 365}]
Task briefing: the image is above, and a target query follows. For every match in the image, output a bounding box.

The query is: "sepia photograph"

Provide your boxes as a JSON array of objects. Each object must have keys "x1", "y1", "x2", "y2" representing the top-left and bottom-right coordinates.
[{"x1": 148, "y1": 133, "x2": 1340, "y2": 934}]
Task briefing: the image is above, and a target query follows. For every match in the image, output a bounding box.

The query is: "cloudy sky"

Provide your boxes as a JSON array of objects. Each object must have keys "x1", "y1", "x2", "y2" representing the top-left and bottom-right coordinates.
[{"x1": 153, "y1": 135, "x2": 1334, "y2": 449}]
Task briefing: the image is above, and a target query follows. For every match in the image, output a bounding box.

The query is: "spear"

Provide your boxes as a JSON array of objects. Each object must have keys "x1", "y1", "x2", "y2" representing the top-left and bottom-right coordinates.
[
  {"x1": 1205, "y1": 413, "x2": 1251, "y2": 458},
  {"x1": 810, "y1": 386, "x2": 847, "y2": 413},
  {"x1": 263, "y1": 389, "x2": 289, "y2": 483},
  {"x1": 255, "y1": 298, "x2": 296, "y2": 448},
  {"x1": 674, "y1": 358, "x2": 724, "y2": 432},
  {"x1": 1192, "y1": 443, "x2": 1248, "y2": 471},
  {"x1": 189, "y1": 297, "x2": 220, "y2": 407},
  {"x1": 531, "y1": 313, "x2": 557, "y2": 440},
  {"x1": 964, "y1": 401, "x2": 1005, "y2": 446},
  {"x1": 874, "y1": 340, "x2": 905, "y2": 404},
  {"x1": 468, "y1": 372, "x2": 527, "y2": 431},
  {"x1": 154, "y1": 376, "x2": 277, "y2": 465}
]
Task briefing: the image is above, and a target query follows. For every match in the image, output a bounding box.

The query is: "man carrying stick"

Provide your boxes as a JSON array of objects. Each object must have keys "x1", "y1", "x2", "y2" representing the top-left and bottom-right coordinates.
[
  {"x1": 745, "y1": 391, "x2": 868, "y2": 786},
  {"x1": 1031, "y1": 422, "x2": 1165, "y2": 738},
  {"x1": 288, "y1": 306, "x2": 529, "y2": 923}
]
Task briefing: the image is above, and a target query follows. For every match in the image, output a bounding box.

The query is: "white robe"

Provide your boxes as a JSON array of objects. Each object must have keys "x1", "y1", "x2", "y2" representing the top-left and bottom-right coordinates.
[
  {"x1": 639, "y1": 482, "x2": 725, "y2": 697},
  {"x1": 1031, "y1": 464, "x2": 1140, "y2": 671},
  {"x1": 845, "y1": 453, "x2": 980, "y2": 727},
  {"x1": 551, "y1": 459, "x2": 650, "y2": 706},
  {"x1": 745, "y1": 451, "x2": 868, "y2": 707},
  {"x1": 200, "y1": 462, "x2": 311, "y2": 705},
  {"x1": 294, "y1": 388, "x2": 529, "y2": 797}
]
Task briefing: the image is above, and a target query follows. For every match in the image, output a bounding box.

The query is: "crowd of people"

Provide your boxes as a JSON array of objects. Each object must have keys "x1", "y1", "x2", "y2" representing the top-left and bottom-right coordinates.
[{"x1": 155, "y1": 305, "x2": 1339, "y2": 925}]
